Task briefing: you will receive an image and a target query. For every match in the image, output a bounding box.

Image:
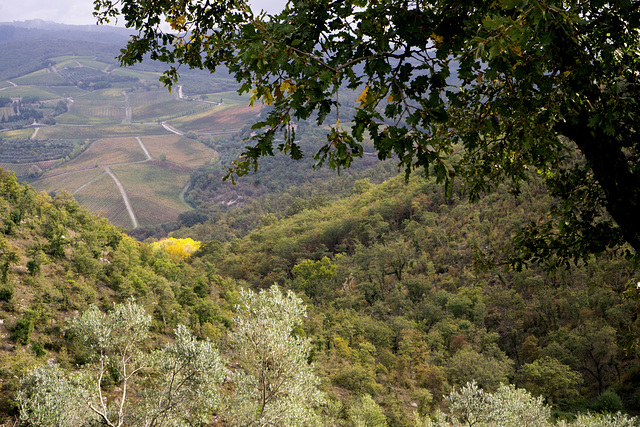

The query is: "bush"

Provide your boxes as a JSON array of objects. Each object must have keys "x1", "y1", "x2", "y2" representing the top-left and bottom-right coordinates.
[
  {"x1": 0, "y1": 285, "x2": 13, "y2": 302},
  {"x1": 11, "y1": 317, "x2": 34, "y2": 345},
  {"x1": 595, "y1": 390, "x2": 624, "y2": 414}
]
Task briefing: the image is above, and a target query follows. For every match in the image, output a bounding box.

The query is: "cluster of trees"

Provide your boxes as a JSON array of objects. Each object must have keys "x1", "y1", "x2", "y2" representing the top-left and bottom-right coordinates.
[
  {"x1": 17, "y1": 290, "x2": 323, "y2": 427},
  {"x1": 0, "y1": 139, "x2": 80, "y2": 164},
  {"x1": 0, "y1": 167, "x2": 639, "y2": 425}
]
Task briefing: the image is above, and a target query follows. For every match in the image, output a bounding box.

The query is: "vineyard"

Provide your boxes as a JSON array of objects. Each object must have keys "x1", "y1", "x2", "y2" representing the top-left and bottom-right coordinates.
[
  {"x1": 42, "y1": 136, "x2": 147, "y2": 177},
  {"x1": 169, "y1": 103, "x2": 260, "y2": 132},
  {"x1": 2, "y1": 53, "x2": 267, "y2": 229},
  {"x1": 31, "y1": 168, "x2": 105, "y2": 194},
  {"x1": 73, "y1": 172, "x2": 133, "y2": 228},
  {"x1": 0, "y1": 85, "x2": 59, "y2": 100},
  {"x1": 11, "y1": 69, "x2": 67, "y2": 86},
  {"x1": 111, "y1": 163, "x2": 191, "y2": 226},
  {"x1": 133, "y1": 99, "x2": 214, "y2": 123},
  {"x1": 37, "y1": 123, "x2": 167, "y2": 139},
  {"x1": 139, "y1": 135, "x2": 217, "y2": 166}
]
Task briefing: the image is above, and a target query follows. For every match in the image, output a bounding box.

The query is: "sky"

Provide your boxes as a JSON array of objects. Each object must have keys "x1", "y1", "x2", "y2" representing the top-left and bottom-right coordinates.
[{"x1": 0, "y1": 0, "x2": 288, "y2": 26}]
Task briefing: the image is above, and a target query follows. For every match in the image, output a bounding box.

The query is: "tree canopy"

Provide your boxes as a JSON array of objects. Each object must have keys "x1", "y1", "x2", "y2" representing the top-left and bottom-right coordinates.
[{"x1": 93, "y1": 0, "x2": 640, "y2": 265}]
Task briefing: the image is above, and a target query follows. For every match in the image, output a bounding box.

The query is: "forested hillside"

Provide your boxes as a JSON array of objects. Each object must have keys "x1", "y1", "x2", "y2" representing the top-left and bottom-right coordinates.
[{"x1": 1, "y1": 164, "x2": 638, "y2": 425}]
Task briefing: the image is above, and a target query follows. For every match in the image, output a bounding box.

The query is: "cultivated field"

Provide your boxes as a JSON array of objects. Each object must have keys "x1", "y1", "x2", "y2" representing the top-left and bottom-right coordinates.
[
  {"x1": 36, "y1": 124, "x2": 167, "y2": 139},
  {"x1": 32, "y1": 168, "x2": 105, "y2": 194},
  {"x1": 42, "y1": 137, "x2": 147, "y2": 177},
  {"x1": 11, "y1": 69, "x2": 67, "y2": 86},
  {"x1": 169, "y1": 104, "x2": 260, "y2": 132},
  {"x1": 73, "y1": 172, "x2": 133, "y2": 228},
  {"x1": 0, "y1": 128, "x2": 33, "y2": 139},
  {"x1": 139, "y1": 135, "x2": 217, "y2": 166},
  {"x1": 2, "y1": 55, "x2": 265, "y2": 230},
  {"x1": 111, "y1": 163, "x2": 191, "y2": 226},
  {"x1": 111, "y1": 68, "x2": 163, "y2": 81},
  {"x1": 0, "y1": 85, "x2": 61, "y2": 100}
]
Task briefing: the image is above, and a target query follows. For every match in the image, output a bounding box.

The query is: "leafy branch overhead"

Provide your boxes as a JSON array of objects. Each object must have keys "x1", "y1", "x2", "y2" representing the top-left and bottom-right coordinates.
[{"x1": 93, "y1": 0, "x2": 640, "y2": 265}]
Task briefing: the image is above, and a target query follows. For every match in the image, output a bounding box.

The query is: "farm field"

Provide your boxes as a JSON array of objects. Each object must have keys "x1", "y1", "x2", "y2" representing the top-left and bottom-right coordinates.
[
  {"x1": 36, "y1": 123, "x2": 167, "y2": 139},
  {"x1": 11, "y1": 68, "x2": 67, "y2": 86},
  {"x1": 139, "y1": 135, "x2": 217, "y2": 166},
  {"x1": 0, "y1": 128, "x2": 33, "y2": 139},
  {"x1": 133, "y1": 99, "x2": 213, "y2": 122},
  {"x1": 56, "y1": 112, "x2": 124, "y2": 125},
  {"x1": 112, "y1": 163, "x2": 191, "y2": 226},
  {"x1": 169, "y1": 103, "x2": 260, "y2": 132},
  {"x1": 73, "y1": 172, "x2": 133, "y2": 228},
  {"x1": 73, "y1": 58, "x2": 111, "y2": 70},
  {"x1": 31, "y1": 168, "x2": 105, "y2": 194},
  {"x1": 0, "y1": 162, "x2": 34, "y2": 178},
  {"x1": 45, "y1": 86, "x2": 88, "y2": 97},
  {"x1": 0, "y1": 85, "x2": 61, "y2": 100},
  {"x1": 111, "y1": 68, "x2": 163, "y2": 81},
  {"x1": 42, "y1": 136, "x2": 147, "y2": 177},
  {"x1": 1, "y1": 54, "x2": 268, "y2": 230}
]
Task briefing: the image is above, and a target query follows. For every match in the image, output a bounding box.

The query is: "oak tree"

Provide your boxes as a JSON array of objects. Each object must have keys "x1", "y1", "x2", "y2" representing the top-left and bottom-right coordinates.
[{"x1": 93, "y1": 0, "x2": 640, "y2": 265}]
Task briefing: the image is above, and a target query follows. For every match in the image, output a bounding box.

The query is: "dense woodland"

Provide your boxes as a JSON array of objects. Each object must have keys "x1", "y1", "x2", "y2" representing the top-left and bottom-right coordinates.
[{"x1": 1, "y1": 160, "x2": 639, "y2": 425}]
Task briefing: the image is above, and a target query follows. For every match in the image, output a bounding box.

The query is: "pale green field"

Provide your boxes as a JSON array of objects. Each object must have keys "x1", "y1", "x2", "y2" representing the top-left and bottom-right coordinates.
[
  {"x1": 0, "y1": 81, "x2": 11, "y2": 89},
  {"x1": 133, "y1": 99, "x2": 213, "y2": 122},
  {"x1": 111, "y1": 68, "x2": 163, "y2": 81},
  {"x1": 42, "y1": 137, "x2": 146, "y2": 177},
  {"x1": 112, "y1": 163, "x2": 191, "y2": 226},
  {"x1": 0, "y1": 86, "x2": 61, "y2": 100},
  {"x1": 128, "y1": 89, "x2": 175, "y2": 106},
  {"x1": 56, "y1": 113, "x2": 123, "y2": 125},
  {"x1": 0, "y1": 128, "x2": 34, "y2": 139},
  {"x1": 73, "y1": 172, "x2": 133, "y2": 229},
  {"x1": 54, "y1": 59, "x2": 80, "y2": 69},
  {"x1": 46, "y1": 86, "x2": 88, "y2": 97},
  {"x1": 12, "y1": 69, "x2": 67, "y2": 86},
  {"x1": 73, "y1": 58, "x2": 112, "y2": 70},
  {"x1": 140, "y1": 135, "x2": 217, "y2": 166},
  {"x1": 32, "y1": 168, "x2": 106, "y2": 194},
  {"x1": 37, "y1": 124, "x2": 167, "y2": 139}
]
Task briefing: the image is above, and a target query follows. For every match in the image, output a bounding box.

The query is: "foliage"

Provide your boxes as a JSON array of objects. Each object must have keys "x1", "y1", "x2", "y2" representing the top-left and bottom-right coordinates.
[
  {"x1": 446, "y1": 381, "x2": 551, "y2": 427},
  {"x1": 19, "y1": 300, "x2": 226, "y2": 427},
  {"x1": 17, "y1": 364, "x2": 91, "y2": 427},
  {"x1": 517, "y1": 356, "x2": 583, "y2": 404},
  {"x1": 95, "y1": 0, "x2": 640, "y2": 265},
  {"x1": 226, "y1": 286, "x2": 325, "y2": 426},
  {"x1": 152, "y1": 237, "x2": 201, "y2": 260}
]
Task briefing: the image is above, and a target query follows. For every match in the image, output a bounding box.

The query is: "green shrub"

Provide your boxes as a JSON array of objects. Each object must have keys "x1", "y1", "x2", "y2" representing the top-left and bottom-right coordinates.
[
  {"x1": 11, "y1": 317, "x2": 34, "y2": 345},
  {"x1": 0, "y1": 285, "x2": 13, "y2": 302},
  {"x1": 595, "y1": 390, "x2": 624, "y2": 414}
]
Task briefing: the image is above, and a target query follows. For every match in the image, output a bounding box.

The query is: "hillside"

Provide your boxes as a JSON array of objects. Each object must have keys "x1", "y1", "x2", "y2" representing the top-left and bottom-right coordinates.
[{"x1": 2, "y1": 165, "x2": 638, "y2": 425}]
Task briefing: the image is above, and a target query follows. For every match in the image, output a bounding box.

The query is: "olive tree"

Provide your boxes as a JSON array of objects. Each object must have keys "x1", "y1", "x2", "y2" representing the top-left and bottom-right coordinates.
[
  {"x1": 18, "y1": 300, "x2": 226, "y2": 427},
  {"x1": 225, "y1": 286, "x2": 325, "y2": 426}
]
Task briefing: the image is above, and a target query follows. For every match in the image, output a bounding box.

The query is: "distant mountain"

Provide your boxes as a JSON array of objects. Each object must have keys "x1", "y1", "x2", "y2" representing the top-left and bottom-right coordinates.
[{"x1": 0, "y1": 19, "x2": 132, "y2": 44}]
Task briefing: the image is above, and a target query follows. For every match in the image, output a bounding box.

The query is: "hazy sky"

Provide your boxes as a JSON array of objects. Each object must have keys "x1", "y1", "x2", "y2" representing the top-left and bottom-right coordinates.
[{"x1": 0, "y1": 0, "x2": 288, "y2": 26}]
